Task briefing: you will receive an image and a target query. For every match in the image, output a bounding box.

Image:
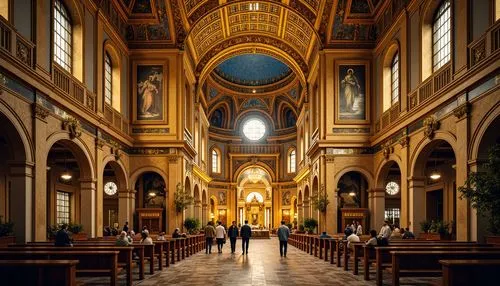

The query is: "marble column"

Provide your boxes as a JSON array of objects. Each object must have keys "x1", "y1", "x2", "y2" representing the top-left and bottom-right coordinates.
[
  {"x1": 408, "y1": 176, "x2": 426, "y2": 235},
  {"x1": 32, "y1": 103, "x2": 48, "y2": 241},
  {"x1": 118, "y1": 189, "x2": 131, "y2": 230},
  {"x1": 202, "y1": 204, "x2": 208, "y2": 226},
  {"x1": 80, "y1": 179, "x2": 96, "y2": 237},
  {"x1": 8, "y1": 161, "x2": 34, "y2": 243},
  {"x1": 128, "y1": 189, "x2": 137, "y2": 230},
  {"x1": 369, "y1": 188, "x2": 386, "y2": 231}
]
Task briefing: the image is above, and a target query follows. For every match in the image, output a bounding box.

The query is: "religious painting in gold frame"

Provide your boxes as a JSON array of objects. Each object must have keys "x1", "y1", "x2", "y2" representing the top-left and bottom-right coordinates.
[
  {"x1": 335, "y1": 60, "x2": 370, "y2": 125},
  {"x1": 132, "y1": 61, "x2": 168, "y2": 124}
]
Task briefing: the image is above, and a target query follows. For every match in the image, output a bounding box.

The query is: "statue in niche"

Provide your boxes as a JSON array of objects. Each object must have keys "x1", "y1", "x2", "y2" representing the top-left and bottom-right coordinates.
[
  {"x1": 219, "y1": 191, "x2": 226, "y2": 205},
  {"x1": 282, "y1": 191, "x2": 291, "y2": 205},
  {"x1": 210, "y1": 109, "x2": 224, "y2": 128}
]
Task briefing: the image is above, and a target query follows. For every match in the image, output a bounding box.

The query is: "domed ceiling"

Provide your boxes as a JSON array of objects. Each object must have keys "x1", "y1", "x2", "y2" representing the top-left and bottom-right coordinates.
[{"x1": 214, "y1": 54, "x2": 292, "y2": 86}]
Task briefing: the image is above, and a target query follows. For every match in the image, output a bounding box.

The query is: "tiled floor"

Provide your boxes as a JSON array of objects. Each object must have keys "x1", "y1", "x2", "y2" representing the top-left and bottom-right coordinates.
[{"x1": 132, "y1": 237, "x2": 438, "y2": 286}]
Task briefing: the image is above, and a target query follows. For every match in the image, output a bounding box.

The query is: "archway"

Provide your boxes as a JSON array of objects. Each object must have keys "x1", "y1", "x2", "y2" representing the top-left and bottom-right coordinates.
[
  {"x1": 202, "y1": 189, "x2": 208, "y2": 226},
  {"x1": 184, "y1": 177, "x2": 192, "y2": 220},
  {"x1": 303, "y1": 186, "x2": 310, "y2": 220},
  {"x1": 336, "y1": 171, "x2": 370, "y2": 233},
  {"x1": 0, "y1": 112, "x2": 32, "y2": 242},
  {"x1": 236, "y1": 166, "x2": 273, "y2": 229},
  {"x1": 311, "y1": 177, "x2": 320, "y2": 224},
  {"x1": 470, "y1": 114, "x2": 500, "y2": 241},
  {"x1": 46, "y1": 139, "x2": 94, "y2": 237},
  {"x1": 193, "y1": 185, "x2": 201, "y2": 223},
  {"x1": 411, "y1": 139, "x2": 456, "y2": 237},
  {"x1": 133, "y1": 172, "x2": 167, "y2": 233},
  {"x1": 102, "y1": 160, "x2": 128, "y2": 235},
  {"x1": 376, "y1": 161, "x2": 402, "y2": 228}
]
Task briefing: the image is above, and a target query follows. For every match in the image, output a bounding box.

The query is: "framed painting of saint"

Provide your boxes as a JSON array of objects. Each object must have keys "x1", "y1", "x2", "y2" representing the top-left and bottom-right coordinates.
[
  {"x1": 335, "y1": 60, "x2": 370, "y2": 124},
  {"x1": 132, "y1": 62, "x2": 167, "y2": 123}
]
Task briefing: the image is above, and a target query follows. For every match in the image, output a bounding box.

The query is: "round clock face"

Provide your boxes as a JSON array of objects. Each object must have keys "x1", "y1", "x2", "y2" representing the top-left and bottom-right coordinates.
[
  {"x1": 386, "y1": 181, "x2": 399, "y2": 195},
  {"x1": 104, "y1": 181, "x2": 118, "y2": 196}
]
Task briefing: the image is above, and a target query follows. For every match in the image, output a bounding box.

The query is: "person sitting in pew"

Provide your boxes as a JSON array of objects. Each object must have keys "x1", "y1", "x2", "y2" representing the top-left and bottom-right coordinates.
[
  {"x1": 157, "y1": 232, "x2": 166, "y2": 241},
  {"x1": 116, "y1": 231, "x2": 131, "y2": 246},
  {"x1": 54, "y1": 224, "x2": 73, "y2": 247},
  {"x1": 402, "y1": 227, "x2": 415, "y2": 239},
  {"x1": 173, "y1": 228, "x2": 181, "y2": 238},
  {"x1": 390, "y1": 227, "x2": 402, "y2": 240},
  {"x1": 319, "y1": 231, "x2": 331, "y2": 239},
  {"x1": 347, "y1": 230, "x2": 360, "y2": 249},
  {"x1": 140, "y1": 231, "x2": 153, "y2": 245},
  {"x1": 365, "y1": 229, "x2": 378, "y2": 246}
]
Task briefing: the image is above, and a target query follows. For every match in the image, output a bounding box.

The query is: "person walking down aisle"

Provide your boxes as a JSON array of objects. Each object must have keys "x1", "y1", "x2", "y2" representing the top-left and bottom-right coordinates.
[
  {"x1": 240, "y1": 220, "x2": 252, "y2": 255},
  {"x1": 227, "y1": 221, "x2": 239, "y2": 254},
  {"x1": 204, "y1": 221, "x2": 216, "y2": 254},
  {"x1": 215, "y1": 221, "x2": 227, "y2": 253},
  {"x1": 277, "y1": 220, "x2": 290, "y2": 257}
]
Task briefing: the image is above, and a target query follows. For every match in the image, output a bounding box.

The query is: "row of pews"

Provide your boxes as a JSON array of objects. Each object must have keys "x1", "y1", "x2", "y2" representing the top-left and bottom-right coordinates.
[
  {"x1": 0, "y1": 234, "x2": 205, "y2": 286},
  {"x1": 289, "y1": 233, "x2": 500, "y2": 286}
]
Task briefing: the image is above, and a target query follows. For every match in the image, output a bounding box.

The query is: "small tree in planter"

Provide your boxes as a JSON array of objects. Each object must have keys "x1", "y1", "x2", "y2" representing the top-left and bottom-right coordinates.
[
  {"x1": 174, "y1": 183, "x2": 194, "y2": 229},
  {"x1": 303, "y1": 218, "x2": 318, "y2": 234},
  {"x1": 311, "y1": 190, "x2": 329, "y2": 213},
  {"x1": 0, "y1": 216, "x2": 14, "y2": 245},
  {"x1": 459, "y1": 144, "x2": 500, "y2": 242},
  {"x1": 184, "y1": 218, "x2": 200, "y2": 234},
  {"x1": 68, "y1": 223, "x2": 86, "y2": 240}
]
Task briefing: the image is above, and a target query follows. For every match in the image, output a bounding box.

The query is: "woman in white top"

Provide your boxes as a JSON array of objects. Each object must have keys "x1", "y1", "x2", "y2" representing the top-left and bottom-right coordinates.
[
  {"x1": 140, "y1": 231, "x2": 153, "y2": 245},
  {"x1": 215, "y1": 221, "x2": 227, "y2": 253},
  {"x1": 356, "y1": 223, "x2": 363, "y2": 235}
]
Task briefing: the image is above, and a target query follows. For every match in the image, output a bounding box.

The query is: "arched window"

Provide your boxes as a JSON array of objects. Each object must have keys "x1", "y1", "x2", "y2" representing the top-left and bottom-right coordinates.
[
  {"x1": 432, "y1": 0, "x2": 451, "y2": 71},
  {"x1": 212, "y1": 149, "x2": 220, "y2": 173},
  {"x1": 54, "y1": 0, "x2": 72, "y2": 72},
  {"x1": 391, "y1": 52, "x2": 399, "y2": 105},
  {"x1": 288, "y1": 149, "x2": 296, "y2": 173},
  {"x1": 104, "y1": 52, "x2": 112, "y2": 105}
]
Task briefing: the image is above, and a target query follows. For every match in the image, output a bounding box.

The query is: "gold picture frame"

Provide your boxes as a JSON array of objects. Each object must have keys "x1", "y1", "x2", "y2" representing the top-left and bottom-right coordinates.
[
  {"x1": 335, "y1": 60, "x2": 370, "y2": 125},
  {"x1": 132, "y1": 61, "x2": 168, "y2": 124}
]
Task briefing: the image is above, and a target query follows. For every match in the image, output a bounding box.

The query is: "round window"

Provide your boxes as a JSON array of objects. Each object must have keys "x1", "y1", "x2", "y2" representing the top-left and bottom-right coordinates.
[
  {"x1": 242, "y1": 118, "x2": 266, "y2": 141},
  {"x1": 385, "y1": 181, "x2": 399, "y2": 195}
]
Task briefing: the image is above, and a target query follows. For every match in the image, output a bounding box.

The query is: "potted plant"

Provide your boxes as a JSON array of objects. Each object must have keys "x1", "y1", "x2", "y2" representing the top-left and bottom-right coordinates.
[
  {"x1": 459, "y1": 144, "x2": 500, "y2": 244},
  {"x1": 303, "y1": 218, "x2": 318, "y2": 234},
  {"x1": 174, "y1": 183, "x2": 194, "y2": 230},
  {"x1": 312, "y1": 191, "x2": 329, "y2": 213},
  {"x1": 296, "y1": 224, "x2": 306, "y2": 234},
  {"x1": 418, "y1": 220, "x2": 451, "y2": 240},
  {"x1": 184, "y1": 217, "x2": 200, "y2": 234},
  {"x1": 420, "y1": 220, "x2": 432, "y2": 233},
  {"x1": 68, "y1": 223, "x2": 87, "y2": 240},
  {"x1": 0, "y1": 216, "x2": 14, "y2": 245}
]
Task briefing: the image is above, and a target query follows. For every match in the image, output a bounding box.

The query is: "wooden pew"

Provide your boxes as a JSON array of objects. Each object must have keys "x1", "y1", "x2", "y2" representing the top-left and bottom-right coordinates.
[
  {"x1": 439, "y1": 259, "x2": 500, "y2": 286},
  {"x1": 362, "y1": 242, "x2": 489, "y2": 281},
  {"x1": 26, "y1": 241, "x2": 145, "y2": 281},
  {"x1": 0, "y1": 259, "x2": 78, "y2": 286},
  {"x1": 0, "y1": 250, "x2": 121, "y2": 286},
  {"x1": 390, "y1": 251, "x2": 500, "y2": 286},
  {"x1": 5, "y1": 245, "x2": 134, "y2": 286}
]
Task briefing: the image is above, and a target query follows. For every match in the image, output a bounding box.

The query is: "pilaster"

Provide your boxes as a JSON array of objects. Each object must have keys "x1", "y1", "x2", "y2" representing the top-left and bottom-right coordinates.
[
  {"x1": 32, "y1": 103, "x2": 48, "y2": 241},
  {"x1": 408, "y1": 176, "x2": 426, "y2": 234},
  {"x1": 80, "y1": 179, "x2": 97, "y2": 237},
  {"x1": 369, "y1": 188, "x2": 386, "y2": 230}
]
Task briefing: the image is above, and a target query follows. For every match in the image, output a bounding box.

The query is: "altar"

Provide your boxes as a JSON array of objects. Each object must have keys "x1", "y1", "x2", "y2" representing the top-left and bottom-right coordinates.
[{"x1": 250, "y1": 230, "x2": 270, "y2": 239}]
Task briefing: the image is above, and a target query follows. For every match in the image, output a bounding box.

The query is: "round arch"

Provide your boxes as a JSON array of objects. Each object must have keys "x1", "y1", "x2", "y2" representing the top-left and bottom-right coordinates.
[
  {"x1": 202, "y1": 189, "x2": 208, "y2": 204},
  {"x1": 45, "y1": 132, "x2": 95, "y2": 180},
  {"x1": 129, "y1": 166, "x2": 168, "y2": 190},
  {"x1": 233, "y1": 162, "x2": 276, "y2": 182},
  {"x1": 193, "y1": 185, "x2": 200, "y2": 201},
  {"x1": 374, "y1": 155, "x2": 403, "y2": 189},
  {"x1": 470, "y1": 102, "x2": 500, "y2": 160},
  {"x1": 333, "y1": 167, "x2": 374, "y2": 190},
  {"x1": 298, "y1": 189, "x2": 303, "y2": 204},
  {"x1": 410, "y1": 131, "x2": 457, "y2": 177},
  {"x1": 232, "y1": 109, "x2": 276, "y2": 132},
  {"x1": 0, "y1": 101, "x2": 33, "y2": 162},
  {"x1": 102, "y1": 155, "x2": 129, "y2": 192}
]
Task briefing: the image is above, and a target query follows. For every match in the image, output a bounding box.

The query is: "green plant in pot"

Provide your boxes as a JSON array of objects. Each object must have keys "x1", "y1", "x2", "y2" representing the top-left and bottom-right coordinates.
[
  {"x1": 311, "y1": 191, "x2": 329, "y2": 213},
  {"x1": 184, "y1": 217, "x2": 200, "y2": 234},
  {"x1": 420, "y1": 220, "x2": 431, "y2": 233},
  {"x1": 459, "y1": 144, "x2": 500, "y2": 237},
  {"x1": 68, "y1": 223, "x2": 84, "y2": 234},
  {"x1": 298, "y1": 224, "x2": 305, "y2": 233},
  {"x1": 303, "y1": 218, "x2": 318, "y2": 234},
  {"x1": 0, "y1": 216, "x2": 14, "y2": 237}
]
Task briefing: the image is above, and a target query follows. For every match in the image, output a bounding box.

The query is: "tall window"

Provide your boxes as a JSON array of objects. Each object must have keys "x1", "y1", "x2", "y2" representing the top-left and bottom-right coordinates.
[
  {"x1": 289, "y1": 149, "x2": 296, "y2": 173},
  {"x1": 391, "y1": 52, "x2": 399, "y2": 105},
  {"x1": 56, "y1": 191, "x2": 71, "y2": 224},
  {"x1": 54, "y1": 0, "x2": 72, "y2": 72},
  {"x1": 104, "y1": 53, "x2": 112, "y2": 105},
  {"x1": 432, "y1": 0, "x2": 451, "y2": 71},
  {"x1": 212, "y1": 149, "x2": 219, "y2": 173}
]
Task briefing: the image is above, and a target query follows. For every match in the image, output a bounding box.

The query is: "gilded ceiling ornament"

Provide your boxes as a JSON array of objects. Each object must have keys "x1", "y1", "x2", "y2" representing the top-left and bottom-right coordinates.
[
  {"x1": 453, "y1": 102, "x2": 471, "y2": 119},
  {"x1": 423, "y1": 116, "x2": 440, "y2": 140},
  {"x1": 62, "y1": 116, "x2": 82, "y2": 139}
]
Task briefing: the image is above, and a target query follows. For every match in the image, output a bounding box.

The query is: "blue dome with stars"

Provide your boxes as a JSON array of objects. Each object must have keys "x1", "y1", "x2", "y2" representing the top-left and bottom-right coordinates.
[{"x1": 214, "y1": 54, "x2": 292, "y2": 86}]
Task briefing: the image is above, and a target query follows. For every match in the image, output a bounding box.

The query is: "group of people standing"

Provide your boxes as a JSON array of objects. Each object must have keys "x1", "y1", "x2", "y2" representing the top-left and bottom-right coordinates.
[{"x1": 204, "y1": 220, "x2": 291, "y2": 257}]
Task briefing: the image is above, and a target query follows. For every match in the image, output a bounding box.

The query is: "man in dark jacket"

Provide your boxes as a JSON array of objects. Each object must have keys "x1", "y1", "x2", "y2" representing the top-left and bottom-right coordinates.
[
  {"x1": 227, "y1": 221, "x2": 239, "y2": 254},
  {"x1": 240, "y1": 220, "x2": 252, "y2": 255},
  {"x1": 54, "y1": 224, "x2": 72, "y2": 246}
]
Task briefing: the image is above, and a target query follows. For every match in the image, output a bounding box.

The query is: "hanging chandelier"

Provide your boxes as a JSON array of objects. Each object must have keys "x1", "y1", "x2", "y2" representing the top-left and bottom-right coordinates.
[{"x1": 248, "y1": 168, "x2": 262, "y2": 183}]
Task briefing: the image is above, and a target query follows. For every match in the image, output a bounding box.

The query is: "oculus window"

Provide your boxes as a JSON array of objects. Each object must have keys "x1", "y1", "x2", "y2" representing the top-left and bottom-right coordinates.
[
  {"x1": 242, "y1": 118, "x2": 266, "y2": 141},
  {"x1": 432, "y1": 0, "x2": 451, "y2": 71},
  {"x1": 54, "y1": 0, "x2": 72, "y2": 72}
]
